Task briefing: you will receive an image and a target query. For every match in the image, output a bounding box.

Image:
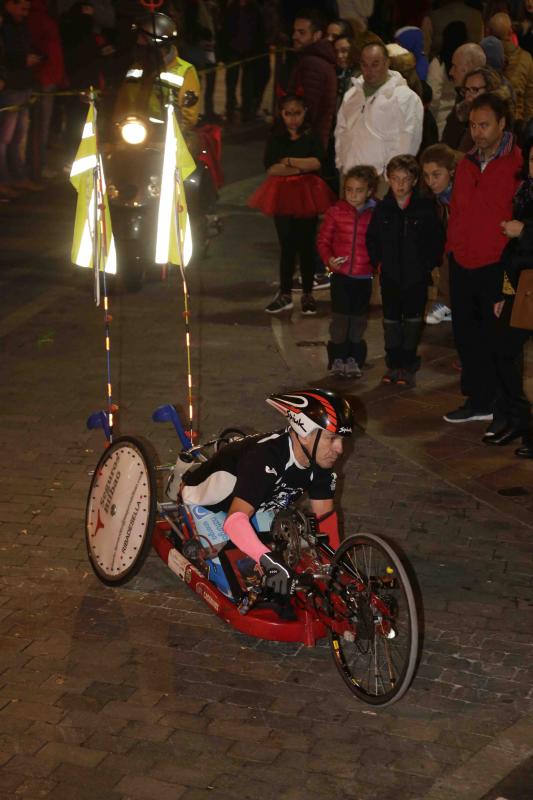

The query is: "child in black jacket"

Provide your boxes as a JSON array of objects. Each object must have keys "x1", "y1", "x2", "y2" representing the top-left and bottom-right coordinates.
[{"x1": 366, "y1": 155, "x2": 445, "y2": 386}]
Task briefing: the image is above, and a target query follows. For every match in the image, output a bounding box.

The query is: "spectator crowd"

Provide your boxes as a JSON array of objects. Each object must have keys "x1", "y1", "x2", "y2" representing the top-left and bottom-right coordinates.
[
  {"x1": 248, "y1": 1, "x2": 532, "y2": 460},
  {"x1": 1, "y1": 0, "x2": 532, "y2": 459}
]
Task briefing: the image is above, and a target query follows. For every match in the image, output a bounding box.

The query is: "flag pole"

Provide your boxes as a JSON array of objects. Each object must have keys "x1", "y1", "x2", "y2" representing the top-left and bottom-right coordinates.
[
  {"x1": 170, "y1": 99, "x2": 195, "y2": 445},
  {"x1": 90, "y1": 88, "x2": 101, "y2": 308},
  {"x1": 92, "y1": 87, "x2": 114, "y2": 443}
]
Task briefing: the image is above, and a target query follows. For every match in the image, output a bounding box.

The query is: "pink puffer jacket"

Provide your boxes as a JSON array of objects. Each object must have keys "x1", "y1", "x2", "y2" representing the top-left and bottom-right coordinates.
[{"x1": 317, "y1": 199, "x2": 375, "y2": 277}]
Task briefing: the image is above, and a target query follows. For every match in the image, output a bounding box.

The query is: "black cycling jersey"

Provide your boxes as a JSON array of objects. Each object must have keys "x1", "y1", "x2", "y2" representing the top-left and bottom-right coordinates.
[{"x1": 181, "y1": 429, "x2": 336, "y2": 513}]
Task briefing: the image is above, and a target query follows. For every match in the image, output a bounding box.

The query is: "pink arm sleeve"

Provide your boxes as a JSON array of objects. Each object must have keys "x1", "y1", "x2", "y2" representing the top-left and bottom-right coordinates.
[{"x1": 223, "y1": 511, "x2": 270, "y2": 563}]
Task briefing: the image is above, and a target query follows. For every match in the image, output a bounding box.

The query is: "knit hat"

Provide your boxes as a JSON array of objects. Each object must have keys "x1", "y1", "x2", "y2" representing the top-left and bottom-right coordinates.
[
  {"x1": 480, "y1": 36, "x2": 505, "y2": 73},
  {"x1": 394, "y1": 26, "x2": 429, "y2": 81}
]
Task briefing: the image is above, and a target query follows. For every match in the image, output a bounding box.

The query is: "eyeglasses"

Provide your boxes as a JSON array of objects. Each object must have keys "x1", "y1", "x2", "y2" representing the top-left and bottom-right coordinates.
[{"x1": 460, "y1": 85, "x2": 487, "y2": 97}]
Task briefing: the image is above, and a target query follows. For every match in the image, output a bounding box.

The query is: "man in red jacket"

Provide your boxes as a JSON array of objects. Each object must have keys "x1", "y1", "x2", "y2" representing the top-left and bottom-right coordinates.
[
  {"x1": 27, "y1": 0, "x2": 66, "y2": 180},
  {"x1": 288, "y1": 9, "x2": 336, "y2": 150},
  {"x1": 444, "y1": 92, "x2": 522, "y2": 424}
]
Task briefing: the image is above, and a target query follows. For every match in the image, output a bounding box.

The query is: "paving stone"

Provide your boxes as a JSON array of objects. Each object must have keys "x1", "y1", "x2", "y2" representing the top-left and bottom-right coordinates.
[
  {"x1": 10, "y1": 776, "x2": 57, "y2": 798},
  {"x1": 0, "y1": 770, "x2": 26, "y2": 794},
  {"x1": 116, "y1": 774, "x2": 187, "y2": 800},
  {"x1": 35, "y1": 740, "x2": 107, "y2": 768},
  {"x1": 151, "y1": 756, "x2": 238, "y2": 788},
  {"x1": 206, "y1": 719, "x2": 273, "y2": 744},
  {"x1": 45, "y1": 782, "x2": 123, "y2": 800},
  {"x1": 0, "y1": 701, "x2": 66, "y2": 726}
]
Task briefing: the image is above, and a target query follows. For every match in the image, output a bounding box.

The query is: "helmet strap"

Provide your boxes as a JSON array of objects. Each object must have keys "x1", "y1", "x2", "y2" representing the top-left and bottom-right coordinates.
[{"x1": 298, "y1": 429, "x2": 322, "y2": 467}]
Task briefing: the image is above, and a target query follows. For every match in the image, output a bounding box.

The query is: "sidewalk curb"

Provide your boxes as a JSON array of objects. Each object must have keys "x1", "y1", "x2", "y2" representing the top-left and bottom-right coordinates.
[{"x1": 423, "y1": 714, "x2": 533, "y2": 800}]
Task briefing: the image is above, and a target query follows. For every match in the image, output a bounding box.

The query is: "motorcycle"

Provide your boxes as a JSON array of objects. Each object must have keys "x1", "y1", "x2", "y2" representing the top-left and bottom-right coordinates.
[
  {"x1": 100, "y1": 42, "x2": 222, "y2": 291},
  {"x1": 85, "y1": 404, "x2": 420, "y2": 707}
]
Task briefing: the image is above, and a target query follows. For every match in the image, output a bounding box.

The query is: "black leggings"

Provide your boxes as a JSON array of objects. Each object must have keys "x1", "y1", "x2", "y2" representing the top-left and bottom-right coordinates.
[{"x1": 274, "y1": 215, "x2": 318, "y2": 295}]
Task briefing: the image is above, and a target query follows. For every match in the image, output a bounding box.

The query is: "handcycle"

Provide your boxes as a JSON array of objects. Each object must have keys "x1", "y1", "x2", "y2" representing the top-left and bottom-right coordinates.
[{"x1": 85, "y1": 404, "x2": 419, "y2": 707}]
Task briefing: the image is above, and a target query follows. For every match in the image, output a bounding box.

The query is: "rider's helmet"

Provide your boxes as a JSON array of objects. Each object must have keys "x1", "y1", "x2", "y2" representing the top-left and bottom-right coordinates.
[
  {"x1": 266, "y1": 389, "x2": 354, "y2": 438},
  {"x1": 133, "y1": 13, "x2": 178, "y2": 45}
]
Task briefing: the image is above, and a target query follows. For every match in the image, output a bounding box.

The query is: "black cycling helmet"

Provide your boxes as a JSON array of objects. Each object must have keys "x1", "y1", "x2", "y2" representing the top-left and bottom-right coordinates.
[
  {"x1": 267, "y1": 389, "x2": 353, "y2": 438},
  {"x1": 133, "y1": 13, "x2": 178, "y2": 44}
]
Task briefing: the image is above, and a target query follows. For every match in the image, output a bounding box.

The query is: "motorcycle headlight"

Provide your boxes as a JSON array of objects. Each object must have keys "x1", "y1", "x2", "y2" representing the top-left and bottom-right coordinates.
[{"x1": 120, "y1": 117, "x2": 147, "y2": 145}]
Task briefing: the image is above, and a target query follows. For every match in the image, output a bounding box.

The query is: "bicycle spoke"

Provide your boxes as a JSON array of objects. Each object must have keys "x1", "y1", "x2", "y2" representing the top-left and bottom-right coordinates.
[{"x1": 328, "y1": 533, "x2": 418, "y2": 707}]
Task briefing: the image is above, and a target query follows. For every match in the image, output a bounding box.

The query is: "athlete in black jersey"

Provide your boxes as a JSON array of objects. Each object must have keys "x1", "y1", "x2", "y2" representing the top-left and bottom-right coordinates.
[{"x1": 181, "y1": 389, "x2": 354, "y2": 596}]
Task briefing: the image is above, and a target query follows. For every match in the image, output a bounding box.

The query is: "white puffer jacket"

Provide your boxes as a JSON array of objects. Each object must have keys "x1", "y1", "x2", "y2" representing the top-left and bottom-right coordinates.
[{"x1": 335, "y1": 70, "x2": 423, "y2": 176}]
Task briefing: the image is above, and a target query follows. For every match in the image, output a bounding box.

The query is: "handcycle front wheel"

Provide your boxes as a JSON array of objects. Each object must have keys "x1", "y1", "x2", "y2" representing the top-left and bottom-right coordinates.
[
  {"x1": 327, "y1": 533, "x2": 419, "y2": 707},
  {"x1": 85, "y1": 436, "x2": 157, "y2": 586}
]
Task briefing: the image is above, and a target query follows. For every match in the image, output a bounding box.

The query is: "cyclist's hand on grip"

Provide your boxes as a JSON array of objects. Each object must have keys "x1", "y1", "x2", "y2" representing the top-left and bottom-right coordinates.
[{"x1": 260, "y1": 552, "x2": 295, "y2": 596}]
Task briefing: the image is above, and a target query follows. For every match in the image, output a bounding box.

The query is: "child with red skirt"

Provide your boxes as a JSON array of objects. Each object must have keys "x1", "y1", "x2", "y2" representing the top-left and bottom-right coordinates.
[{"x1": 249, "y1": 92, "x2": 336, "y2": 315}]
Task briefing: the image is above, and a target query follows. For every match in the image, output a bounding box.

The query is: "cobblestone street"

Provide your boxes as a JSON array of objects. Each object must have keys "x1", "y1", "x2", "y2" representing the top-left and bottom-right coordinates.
[{"x1": 0, "y1": 131, "x2": 532, "y2": 800}]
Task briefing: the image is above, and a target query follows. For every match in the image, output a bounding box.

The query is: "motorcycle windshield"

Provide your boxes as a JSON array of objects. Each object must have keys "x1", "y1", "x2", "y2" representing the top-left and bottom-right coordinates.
[{"x1": 112, "y1": 49, "x2": 170, "y2": 136}]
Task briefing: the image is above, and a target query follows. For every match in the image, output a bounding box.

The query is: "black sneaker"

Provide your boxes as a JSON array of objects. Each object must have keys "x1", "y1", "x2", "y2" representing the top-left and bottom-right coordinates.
[
  {"x1": 482, "y1": 417, "x2": 509, "y2": 441},
  {"x1": 301, "y1": 293, "x2": 317, "y2": 315},
  {"x1": 293, "y1": 274, "x2": 330, "y2": 292},
  {"x1": 396, "y1": 368, "x2": 416, "y2": 387},
  {"x1": 381, "y1": 368, "x2": 398, "y2": 384},
  {"x1": 443, "y1": 404, "x2": 493, "y2": 423},
  {"x1": 313, "y1": 274, "x2": 330, "y2": 291},
  {"x1": 265, "y1": 294, "x2": 293, "y2": 314}
]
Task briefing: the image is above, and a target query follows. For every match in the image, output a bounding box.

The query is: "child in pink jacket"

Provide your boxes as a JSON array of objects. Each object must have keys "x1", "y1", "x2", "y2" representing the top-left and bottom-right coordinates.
[{"x1": 317, "y1": 165, "x2": 378, "y2": 378}]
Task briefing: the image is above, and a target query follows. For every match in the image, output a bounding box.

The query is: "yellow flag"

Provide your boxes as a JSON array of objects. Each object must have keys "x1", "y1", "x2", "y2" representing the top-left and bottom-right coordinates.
[
  {"x1": 155, "y1": 104, "x2": 195, "y2": 266},
  {"x1": 70, "y1": 102, "x2": 116, "y2": 274}
]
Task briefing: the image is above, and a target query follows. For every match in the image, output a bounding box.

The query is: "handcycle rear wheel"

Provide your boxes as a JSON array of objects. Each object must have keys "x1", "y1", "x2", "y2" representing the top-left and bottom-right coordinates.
[
  {"x1": 327, "y1": 533, "x2": 418, "y2": 707},
  {"x1": 85, "y1": 436, "x2": 157, "y2": 585},
  {"x1": 214, "y1": 427, "x2": 253, "y2": 452}
]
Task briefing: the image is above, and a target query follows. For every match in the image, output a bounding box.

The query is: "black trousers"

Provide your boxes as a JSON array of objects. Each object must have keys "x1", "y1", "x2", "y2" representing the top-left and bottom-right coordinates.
[
  {"x1": 328, "y1": 274, "x2": 372, "y2": 364},
  {"x1": 274, "y1": 215, "x2": 318, "y2": 295},
  {"x1": 449, "y1": 257, "x2": 502, "y2": 409},
  {"x1": 380, "y1": 280, "x2": 427, "y2": 369},
  {"x1": 493, "y1": 298, "x2": 532, "y2": 429}
]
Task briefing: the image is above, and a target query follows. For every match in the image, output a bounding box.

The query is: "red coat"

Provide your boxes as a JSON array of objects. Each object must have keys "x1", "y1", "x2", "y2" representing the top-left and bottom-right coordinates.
[
  {"x1": 288, "y1": 39, "x2": 337, "y2": 149},
  {"x1": 317, "y1": 199, "x2": 375, "y2": 278},
  {"x1": 27, "y1": 0, "x2": 66, "y2": 88},
  {"x1": 446, "y1": 141, "x2": 523, "y2": 268}
]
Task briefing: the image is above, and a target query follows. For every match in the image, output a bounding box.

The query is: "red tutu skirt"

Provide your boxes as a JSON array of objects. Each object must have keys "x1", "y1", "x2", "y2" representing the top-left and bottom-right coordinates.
[{"x1": 248, "y1": 174, "x2": 337, "y2": 217}]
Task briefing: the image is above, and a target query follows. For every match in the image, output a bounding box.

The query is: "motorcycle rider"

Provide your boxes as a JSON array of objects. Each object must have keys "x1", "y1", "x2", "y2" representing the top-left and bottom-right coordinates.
[
  {"x1": 180, "y1": 389, "x2": 354, "y2": 597},
  {"x1": 131, "y1": 12, "x2": 201, "y2": 132}
]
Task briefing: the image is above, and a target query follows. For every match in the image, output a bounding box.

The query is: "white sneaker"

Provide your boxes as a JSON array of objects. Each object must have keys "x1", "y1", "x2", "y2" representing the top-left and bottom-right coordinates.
[
  {"x1": 345, "y1": 357, "x2": 362, "y2": 379},
  {"x1": 330, "y1": 358, "x2": 345, "y2": 377},
  {"x1": 426, "y1": 303, "x2": 452, "y2": 325}
]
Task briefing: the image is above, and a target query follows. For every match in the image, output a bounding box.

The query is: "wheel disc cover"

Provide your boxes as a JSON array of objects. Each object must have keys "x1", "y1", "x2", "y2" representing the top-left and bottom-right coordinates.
[{"x1": 87, "y1": 444, "x2": 152, "y2": 579}]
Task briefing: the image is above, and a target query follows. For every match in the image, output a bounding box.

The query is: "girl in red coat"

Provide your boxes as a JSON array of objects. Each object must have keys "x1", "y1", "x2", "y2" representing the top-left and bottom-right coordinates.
[
  {"x1": 317, "y1": 165, "x2": 378, "y2": 378},
  {"x1": 249, "y1": 91, "x2": 336, "y2": 315}
]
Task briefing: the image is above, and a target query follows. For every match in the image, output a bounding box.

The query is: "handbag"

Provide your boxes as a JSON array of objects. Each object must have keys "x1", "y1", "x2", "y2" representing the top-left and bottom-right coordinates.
[{"x1": 510, "y1": 269, "x2": 533, "y2": 330}]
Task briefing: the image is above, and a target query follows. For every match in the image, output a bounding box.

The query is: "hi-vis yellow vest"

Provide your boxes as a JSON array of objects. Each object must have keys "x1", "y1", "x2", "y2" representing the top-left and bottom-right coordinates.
[{"x1": 151, "y1": 57, "x2": 201, "y2": 130}]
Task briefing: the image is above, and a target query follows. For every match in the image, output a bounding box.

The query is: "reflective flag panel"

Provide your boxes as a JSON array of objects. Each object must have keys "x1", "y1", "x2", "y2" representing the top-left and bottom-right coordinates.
[
  {"x1": 70, "y1": 103, "x2": 117, "y2": 274},
  {"x1": 155, "y1": 104, "x2": 195, "y2": 267}
]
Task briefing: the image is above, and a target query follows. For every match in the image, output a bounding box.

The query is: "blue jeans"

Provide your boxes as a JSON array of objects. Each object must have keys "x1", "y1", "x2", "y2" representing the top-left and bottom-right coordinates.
[{"x1": 0, "y1": 90, "x2": 31, "y2": 183}]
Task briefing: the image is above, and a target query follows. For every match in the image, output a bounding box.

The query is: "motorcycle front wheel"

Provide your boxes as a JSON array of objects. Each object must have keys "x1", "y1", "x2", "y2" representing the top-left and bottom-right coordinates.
[
  {"x1": 85, "y1": 436, "x2": 157, "y2": 585},
  {"x1": 327, "y1": 533, "x2": 419, "y2": 707}
]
